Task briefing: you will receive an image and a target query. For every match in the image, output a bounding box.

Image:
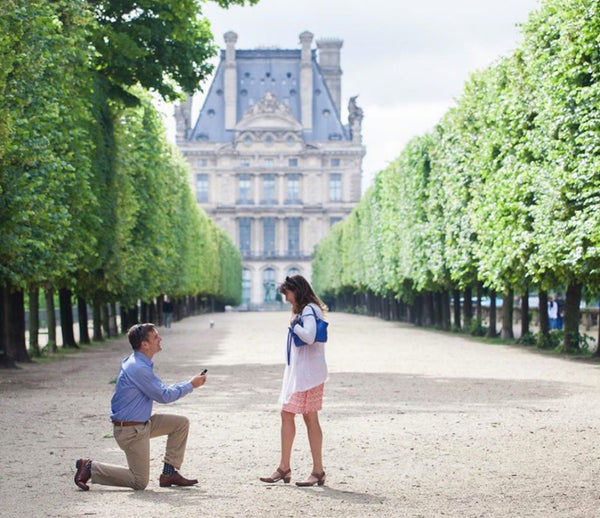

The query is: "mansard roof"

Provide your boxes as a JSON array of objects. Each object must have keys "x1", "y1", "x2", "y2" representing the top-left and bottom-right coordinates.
[{"x1": 189, "y1": 47, "x2": 349, "y2": 143}]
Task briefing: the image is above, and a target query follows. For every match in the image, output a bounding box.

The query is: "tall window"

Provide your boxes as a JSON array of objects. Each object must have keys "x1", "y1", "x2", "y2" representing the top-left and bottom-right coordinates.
[
  {"x1": 287, "y1": 218, "x2": 300, "y2": 256},
  {"x1": 262, "y1": 174, "x2": 276, "y2": 204},
  {"x1": 329, "y1": 216, "x2": 342, "y2": 227},
  {"x1": 286, "y1": 174, "x2": 300, "y2": 204},
  {"x1": 329, "y1": 173, "x2": 342, "y2": 201},
  {"x1": 196, "y1": 174, "x2": 209, "y2": 202},
  {"x1": 263, "y1": 218, "x2": 276, "y2": 256},
  {"x1": 263, "y1": 268, "x2": 276, "y2": 302},
  {"x1": 242, "y1": 269, "x2": 251, "y2": 303},
  {"x1": 238, "y1": 218, "x2": 251, "y2": 255},
  {"x1": 238, "y1": 174, "x2": 252, "y2": 203}
]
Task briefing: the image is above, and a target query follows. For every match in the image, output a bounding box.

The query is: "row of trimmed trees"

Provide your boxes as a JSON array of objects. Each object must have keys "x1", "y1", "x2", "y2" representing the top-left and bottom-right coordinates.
[
  {"x1": 313, "y1": 0, "x2": 600, "y2": 353},
  {"x1": 0, "y1": 0, "x2": 255, "y2": 366}
]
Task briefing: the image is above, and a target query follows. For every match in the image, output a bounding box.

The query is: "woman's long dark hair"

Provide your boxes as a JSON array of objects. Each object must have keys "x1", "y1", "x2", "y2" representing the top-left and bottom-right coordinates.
[{"x1": 279, "y1": 275, "x2": 327, "y2": 315}]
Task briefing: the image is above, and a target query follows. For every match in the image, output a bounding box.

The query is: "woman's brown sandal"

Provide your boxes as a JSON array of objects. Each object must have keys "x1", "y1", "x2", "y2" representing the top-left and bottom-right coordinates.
[
  {"x1": 260, "y1": 467, "x2": 292, "y2": 484},
  {"x1": 295, "y1": 471, "x2": 326, "y2": 487}
]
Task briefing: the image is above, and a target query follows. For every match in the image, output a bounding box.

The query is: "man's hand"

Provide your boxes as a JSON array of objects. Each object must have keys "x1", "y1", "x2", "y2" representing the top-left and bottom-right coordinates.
[{"x1": 190, "y1": 373, "x2": 207, "y2": 389}]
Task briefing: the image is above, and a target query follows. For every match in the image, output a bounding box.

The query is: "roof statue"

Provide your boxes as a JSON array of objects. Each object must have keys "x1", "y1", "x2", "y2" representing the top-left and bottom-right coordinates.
[{"x1": 348, "y1": 95, "x2": 364, "y2": 143}]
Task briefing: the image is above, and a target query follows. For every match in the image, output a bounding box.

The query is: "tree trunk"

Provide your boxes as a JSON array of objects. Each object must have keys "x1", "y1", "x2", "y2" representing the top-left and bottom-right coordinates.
[
  {"x1": 537, "y1": 290, "x2": 549, "y2": 346},
  {"x1": 441, "y1": 290, "x2": 451, "y2": 331},
  {"x1": 101, "y1": 303, "x2": 110, "y2": 338},
  {"x1": 0, "y1": 285, "x2": 18, "y2": 367},
  {"x1": 45, "y1": 288, "x2": 57, "y2": 352},
  {"x1": 597, "y1": 311, "x2": 600, "y2": 357},
  {"x1": 92, "y1": 295, "x2": 103, "y2": 342},
  {"x1": 452, "y1": 289, "x2": 461, "y2": 330},
  {"x1": 501, "y1": 289, "x2": 514, "y2": 340},
  {"x1": 28, "y1": 286, "x2": 41, "y2": 356},
  {"x1": 520, "y1": 290, "x2": 530, "y2": 340},
  {"x1": 423, "y1": 292, "x2": 434, "y2": 327},
  {"x1": 141, "y1": 301, "x2": 149, "y2": 323},
  {"x1": 59, "y1": 288, "x2": 77, "y2": 347},
  {"x1": 110, "y1": 301, "x2": 118, "y2": 335},
  {"x1": 149, "y1": 299, "x2": 156, "y2": 324},
  {"x1": 8, "y1": 287, "x2": 29, "y2": 362},
  {"x1": 432, "y1": 292, "x2": 442, "y2": 328},
  {"x1": 564, "y1": 282, "x2": 582, "y2": 353},
  {"x1": 487, "y1": 289, "x2": 497, "y2": 338},
  {"x1": 464, "y1": 286, "x2": 473, "y2": 329},
  {"x1": 77, "y1": 296, "x2": 90, "y2": 344},
  {"x1": 476, "y1": 282, "x2": 483, "y2": 328}
]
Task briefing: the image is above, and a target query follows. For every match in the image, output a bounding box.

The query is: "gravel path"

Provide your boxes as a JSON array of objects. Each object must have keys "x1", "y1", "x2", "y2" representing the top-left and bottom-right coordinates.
[{"x1": 1, "y1": 311, "x2": 599, "y2": 518}]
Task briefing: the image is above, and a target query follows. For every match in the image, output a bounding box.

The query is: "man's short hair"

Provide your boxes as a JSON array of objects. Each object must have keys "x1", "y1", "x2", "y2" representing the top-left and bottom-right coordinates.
[{"x1": 127, "y1": 323, "x2": 156, "y2": 350}]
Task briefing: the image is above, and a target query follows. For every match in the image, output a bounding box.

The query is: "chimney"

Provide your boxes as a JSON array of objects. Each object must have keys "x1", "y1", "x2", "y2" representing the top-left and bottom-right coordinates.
[
  {"x1": 316, "y1": 38, "x2": 343, "y2": 114},
  {"x1": 224, "y1": 31, "x2": 238, "y2": 130},
  {"x1": 299, "y1": 31, "x2": 314, "y2": 130},
  {"x1": 174, "y1": 94, "x2": 192, "y2": 142}
]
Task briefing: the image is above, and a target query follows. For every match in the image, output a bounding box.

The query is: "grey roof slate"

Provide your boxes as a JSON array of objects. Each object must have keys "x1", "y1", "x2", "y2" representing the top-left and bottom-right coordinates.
[{"x1": 189, "y1": 48, "x2": 348, "y2": 143}]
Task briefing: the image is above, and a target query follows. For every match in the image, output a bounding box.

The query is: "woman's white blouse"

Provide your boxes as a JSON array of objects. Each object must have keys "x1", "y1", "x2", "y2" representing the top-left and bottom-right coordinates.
[{"x1": 279, "y1": 303, "x2": 328, "y2": 404}]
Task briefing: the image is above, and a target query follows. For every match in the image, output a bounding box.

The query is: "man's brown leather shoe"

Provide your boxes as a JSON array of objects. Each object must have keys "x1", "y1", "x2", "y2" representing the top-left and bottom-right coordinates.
[
  {"x1": 159, "y1": 471, "x2": 198, "y2": 487},
  {"x1": 74, "y1": 459, "x2": 91, "y2": 491}
]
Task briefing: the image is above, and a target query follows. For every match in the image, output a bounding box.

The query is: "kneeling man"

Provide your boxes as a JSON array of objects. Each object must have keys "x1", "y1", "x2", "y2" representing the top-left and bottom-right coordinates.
[{"x1": 74, "y1": 323, "x2": 206, "y2": 490}]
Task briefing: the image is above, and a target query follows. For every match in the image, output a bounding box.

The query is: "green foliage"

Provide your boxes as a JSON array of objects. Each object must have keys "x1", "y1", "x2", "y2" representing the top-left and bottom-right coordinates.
[
  {"x1": 88, "y1": 0, "x2": 259, "y2": 103},
  {"x1": 312, "y1": 0, "x2": 600, "y2": 329},
  {"x1": 0, "y1": 0, "x2": 96, "y2": 288},
  {"x1": 0, "y1": 0, "x2": 244, "y2": 314},
  {"x1": 518, "y1": 332, "x2": 537, "y2": 346}
]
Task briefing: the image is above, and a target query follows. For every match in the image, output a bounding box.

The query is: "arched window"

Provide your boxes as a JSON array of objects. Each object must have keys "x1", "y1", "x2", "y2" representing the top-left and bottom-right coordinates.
[
  {"x1": 263, "y1": 268, "x2": 276, "y2": 302},
  {"x1": 287, "y1": 267, "x2": 300, "y2": 277}
]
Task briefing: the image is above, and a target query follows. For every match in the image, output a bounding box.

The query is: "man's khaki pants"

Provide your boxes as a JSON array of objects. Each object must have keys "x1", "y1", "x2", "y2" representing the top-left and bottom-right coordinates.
[{"x1": 90, "y1": 414, "x2": 190, "y2": 490}]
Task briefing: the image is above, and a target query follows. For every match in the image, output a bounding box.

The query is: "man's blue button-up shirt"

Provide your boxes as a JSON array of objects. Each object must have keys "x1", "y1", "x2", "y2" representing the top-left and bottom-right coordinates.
[{"x1": 110, "y1": 351, "x2": 193, "y2": 422}]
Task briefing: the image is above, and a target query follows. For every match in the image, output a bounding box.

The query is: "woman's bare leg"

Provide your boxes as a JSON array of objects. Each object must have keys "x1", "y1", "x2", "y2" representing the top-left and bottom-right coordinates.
[
  {"x1": 303, "y1": 411, "x2": 323, "y2": 475},
  {"x1": 279, "y1": 410, "x2": 296, "y2": 470}
]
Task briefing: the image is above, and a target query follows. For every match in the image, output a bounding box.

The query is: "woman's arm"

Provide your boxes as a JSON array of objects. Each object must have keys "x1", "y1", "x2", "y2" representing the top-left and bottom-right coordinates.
[{"x1": 292, "y1": 305, "x2": 318, "y2": 344}]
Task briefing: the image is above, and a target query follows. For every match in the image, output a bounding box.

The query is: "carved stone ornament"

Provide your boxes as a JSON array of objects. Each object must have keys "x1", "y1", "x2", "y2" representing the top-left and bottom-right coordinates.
[{"x1": 235, "y1": 91, "x2": 302, "y2": 133}]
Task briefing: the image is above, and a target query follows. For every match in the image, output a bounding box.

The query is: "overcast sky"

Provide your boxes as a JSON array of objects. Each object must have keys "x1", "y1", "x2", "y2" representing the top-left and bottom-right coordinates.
[{"x1": 169, "y1": 0, "x2": 542, "y2": 192}]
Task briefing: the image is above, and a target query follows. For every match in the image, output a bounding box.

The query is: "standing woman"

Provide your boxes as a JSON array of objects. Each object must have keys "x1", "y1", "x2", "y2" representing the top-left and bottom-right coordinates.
[{"x1": 260, "y1": 275, "x2": 328, "y2": 487}]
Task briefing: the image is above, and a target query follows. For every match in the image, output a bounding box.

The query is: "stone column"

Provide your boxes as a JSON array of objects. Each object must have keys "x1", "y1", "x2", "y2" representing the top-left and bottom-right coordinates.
[
  {"x1": 316, "y1": 38, "x2": 343, "y2": 114},
  {"x1": 299, "y1": 31, "x2": 313, "y2": 131},
  {"x1": 224, "y1": 31, "x2": 238, "y2": 130}
]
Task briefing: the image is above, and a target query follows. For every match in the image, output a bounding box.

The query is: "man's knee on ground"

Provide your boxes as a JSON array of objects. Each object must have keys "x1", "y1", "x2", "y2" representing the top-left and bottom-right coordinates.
[{"x1": 131, "y1": 476, "x2": 150, "y2": 490}]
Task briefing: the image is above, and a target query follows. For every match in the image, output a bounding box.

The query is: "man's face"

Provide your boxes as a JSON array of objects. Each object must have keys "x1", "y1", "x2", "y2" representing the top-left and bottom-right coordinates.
[{"x1": 141, "y1": 328, "x2": 162, "y2": 358}]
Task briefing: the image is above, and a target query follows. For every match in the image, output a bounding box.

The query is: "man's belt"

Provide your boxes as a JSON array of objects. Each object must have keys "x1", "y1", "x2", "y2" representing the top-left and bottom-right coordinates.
[{"x1": 112, "y1": 420, "x2": 147, "y2": 427}]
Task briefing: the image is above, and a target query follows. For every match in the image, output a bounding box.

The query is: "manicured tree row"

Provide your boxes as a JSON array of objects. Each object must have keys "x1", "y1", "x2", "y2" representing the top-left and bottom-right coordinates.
[
  {"x1": 0, "y1": 0, "x2": 251, "y2": 366},
  {"x1": 313, "y1": 0, "x2": 600, "y2": 353}
]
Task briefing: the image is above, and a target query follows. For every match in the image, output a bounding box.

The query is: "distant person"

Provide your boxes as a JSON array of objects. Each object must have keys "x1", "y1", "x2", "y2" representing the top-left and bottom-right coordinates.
[
  {"x1": 260, "y1": 275, "x2": 328, "y2": 487},
  {"x1": 555, "y1": 292, "x2": 565, "y2": 330},
  {"x1": 73, "y1": 323, "x2": 207, "y2": 491},
  {"x1": 162, "y1": 296, "x2": 174, "y2": 328},
  {"x1": 548, "y1": 295, "x2": 558, "y2": 330}
]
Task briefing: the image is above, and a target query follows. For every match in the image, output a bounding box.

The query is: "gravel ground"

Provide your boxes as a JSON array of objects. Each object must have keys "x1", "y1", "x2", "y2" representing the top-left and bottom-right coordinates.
[{"x1": 1, "y1": 310, "x2": 600, "y2": 518}]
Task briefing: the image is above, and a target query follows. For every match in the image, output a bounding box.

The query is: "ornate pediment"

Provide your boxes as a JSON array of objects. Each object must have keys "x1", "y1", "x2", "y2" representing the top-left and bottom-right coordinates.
[{"x1": 235, "y1": 92, "x2": 302, "y2": 132}]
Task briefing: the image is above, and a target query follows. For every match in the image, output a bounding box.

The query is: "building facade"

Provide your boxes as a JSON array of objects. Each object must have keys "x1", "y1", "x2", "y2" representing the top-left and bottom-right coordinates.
[{"x1": 175, "y1": 31, "x2": 365, "y2": 307}]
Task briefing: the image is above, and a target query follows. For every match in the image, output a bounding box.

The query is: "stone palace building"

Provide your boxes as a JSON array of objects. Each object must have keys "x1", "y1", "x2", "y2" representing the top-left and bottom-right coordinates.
[{"x1": 175, "y1": 31, "x2": 365, "y2": 307}]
